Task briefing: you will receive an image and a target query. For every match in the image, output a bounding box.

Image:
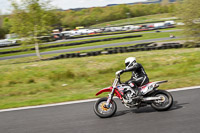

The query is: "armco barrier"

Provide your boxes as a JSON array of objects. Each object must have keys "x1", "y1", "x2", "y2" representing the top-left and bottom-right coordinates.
[{"x1": 64, "y1": 30, "x2": 140, "y2": 40}]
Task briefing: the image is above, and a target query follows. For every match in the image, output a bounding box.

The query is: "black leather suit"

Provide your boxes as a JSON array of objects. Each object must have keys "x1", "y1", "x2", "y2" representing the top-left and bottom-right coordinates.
[{"x1": 122, "y1": 63, "x2": 149, "y2": 89}]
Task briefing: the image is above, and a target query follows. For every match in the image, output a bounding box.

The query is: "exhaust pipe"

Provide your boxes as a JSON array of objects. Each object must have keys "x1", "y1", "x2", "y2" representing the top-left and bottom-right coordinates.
[{"x1": 142, "y1": 97, "x2": 162, "y2": 101}]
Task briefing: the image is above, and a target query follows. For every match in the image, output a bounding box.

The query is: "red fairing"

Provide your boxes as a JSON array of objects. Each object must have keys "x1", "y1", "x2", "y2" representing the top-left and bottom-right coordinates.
[{"x1": 96, "y1": 86, "x2": 123, "y2": 99}]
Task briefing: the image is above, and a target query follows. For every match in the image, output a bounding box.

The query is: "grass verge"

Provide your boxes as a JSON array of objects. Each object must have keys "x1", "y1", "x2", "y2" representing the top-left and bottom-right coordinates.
[{"x1": 0, "y1": 48, "x2": 199, "y2": 109}]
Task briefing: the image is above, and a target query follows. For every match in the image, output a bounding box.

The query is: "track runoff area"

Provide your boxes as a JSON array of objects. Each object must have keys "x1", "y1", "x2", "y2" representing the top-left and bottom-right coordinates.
[{"x1": 0, "y1": 85, "x2": 199, "y2": 113}]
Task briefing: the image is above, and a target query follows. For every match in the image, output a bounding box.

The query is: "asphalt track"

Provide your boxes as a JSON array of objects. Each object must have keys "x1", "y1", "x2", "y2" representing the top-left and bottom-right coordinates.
[
  {"x1": 0, "y1": 88, "x2": 200, "y2": 133},
  {"x1": 0, "y1": 36, "x2": 180, "y2": 60},
  {"x1": 0, "y1": 29, "x2": 181, "y2": 50}
]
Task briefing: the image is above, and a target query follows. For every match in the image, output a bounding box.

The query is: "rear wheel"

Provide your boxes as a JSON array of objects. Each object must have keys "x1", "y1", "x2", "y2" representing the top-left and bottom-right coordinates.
[
  {"x1": 93, "y1": 97, "x2": 117, "y2": 118},
  {"x1": 151, "y1": 90, "x2": 173, "y2": 111}
]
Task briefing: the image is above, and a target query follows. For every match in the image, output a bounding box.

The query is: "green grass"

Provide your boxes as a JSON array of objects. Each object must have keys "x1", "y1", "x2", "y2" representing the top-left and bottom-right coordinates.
[
  {"x1": 0, "y1": 29, "x2": 183, "y2": 58},
  {"x1": 0, "y1": 48, "x2": 200, "y2": 109}
]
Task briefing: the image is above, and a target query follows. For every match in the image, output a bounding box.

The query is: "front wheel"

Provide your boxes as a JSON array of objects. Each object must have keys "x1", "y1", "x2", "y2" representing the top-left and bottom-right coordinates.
[
  {"x1": 93, "y1": 97, "x2": 117, "y2": 118},
  {"x1": 151, "y1": 90, "x2": 173, "y2": 111}
]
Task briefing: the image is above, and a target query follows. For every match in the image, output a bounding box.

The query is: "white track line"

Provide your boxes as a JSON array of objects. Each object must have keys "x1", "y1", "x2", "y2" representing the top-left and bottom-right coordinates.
[
  {"x1": 0, "y1": 85, "x2": 200, "y2": 113},
  {"x1": 167, "y1": 86, "x2": 200, "y2": 92}
]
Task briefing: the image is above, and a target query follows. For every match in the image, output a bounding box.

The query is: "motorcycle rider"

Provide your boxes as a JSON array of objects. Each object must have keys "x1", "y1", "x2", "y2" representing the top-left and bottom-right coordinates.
[{"x1": 116, "y1": 57, "x2": 149, "y2": 98}]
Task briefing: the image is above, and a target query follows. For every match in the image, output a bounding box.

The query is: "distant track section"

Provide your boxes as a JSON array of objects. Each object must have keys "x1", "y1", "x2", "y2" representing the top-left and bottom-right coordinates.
[
  {"x1": 0, "y1": 35, "x2": 142, "y2": 55},
  {"x1": 0, "y1": 37, "x2": 181, "y2": 60}
]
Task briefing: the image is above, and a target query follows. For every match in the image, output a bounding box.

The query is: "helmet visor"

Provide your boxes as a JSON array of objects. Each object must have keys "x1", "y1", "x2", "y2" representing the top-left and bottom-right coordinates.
[{"x1": 125, "y1": 62, "x2": 130, "y2": 67}]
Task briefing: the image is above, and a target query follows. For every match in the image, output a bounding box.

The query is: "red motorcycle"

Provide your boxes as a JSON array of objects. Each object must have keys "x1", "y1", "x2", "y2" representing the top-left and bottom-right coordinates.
[{"x1": 93, "y1": 73, "x2": 173, "y2": 118}]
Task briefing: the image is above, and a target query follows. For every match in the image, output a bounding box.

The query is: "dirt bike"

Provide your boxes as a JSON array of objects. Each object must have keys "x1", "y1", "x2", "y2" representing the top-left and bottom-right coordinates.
[{"x1": 93, "y1": 73, "x2": 173, "y2": 118}]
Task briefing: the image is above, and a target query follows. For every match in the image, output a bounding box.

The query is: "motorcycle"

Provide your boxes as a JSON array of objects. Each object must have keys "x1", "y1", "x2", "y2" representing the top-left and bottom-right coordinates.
[{"x1": 93, "y1": 73, "x2": 173, "y2": 118}]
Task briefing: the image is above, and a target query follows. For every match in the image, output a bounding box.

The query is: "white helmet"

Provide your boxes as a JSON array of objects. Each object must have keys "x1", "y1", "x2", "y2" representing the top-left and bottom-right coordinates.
[{"x1": 125, "y1": 57, "x2": 136, "y2": 69}]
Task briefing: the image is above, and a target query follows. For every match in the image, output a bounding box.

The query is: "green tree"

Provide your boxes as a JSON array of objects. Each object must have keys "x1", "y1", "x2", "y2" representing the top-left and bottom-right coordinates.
[
  {"x1": 2, "y1": 17, "x2": 11, "y2": 34},
  {"x1": 0, "y1": 11, "x2": 5, "y2": 39},
  {"x1": 10, "y1": 0, "x2": 58, "y2": 59},
  {"x1": 0, "y1": 28, "x2": 5, "y2": 39},
  {"x1": 179, "y1": 0, "x2": 200, "y2": 42}
]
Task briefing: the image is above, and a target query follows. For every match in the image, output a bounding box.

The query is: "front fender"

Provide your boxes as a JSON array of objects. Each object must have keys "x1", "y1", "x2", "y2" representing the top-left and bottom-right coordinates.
[
  {"x1": 96, "y1": 86, "x2": 113, "y2": 96},
  {"x1": 96, "y1": 86, "x2": 123, "y2": 99}
]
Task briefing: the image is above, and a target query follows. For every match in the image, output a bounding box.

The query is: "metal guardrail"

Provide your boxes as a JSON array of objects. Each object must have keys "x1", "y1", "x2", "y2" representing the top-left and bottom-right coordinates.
[{"x1": 0, "y1": 41, "x2": 13, "y2": 46}]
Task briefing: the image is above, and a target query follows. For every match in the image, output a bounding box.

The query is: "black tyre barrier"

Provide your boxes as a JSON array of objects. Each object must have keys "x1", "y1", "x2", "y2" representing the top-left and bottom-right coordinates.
[
  {"x1": 113, "y1": 50, "x2": 119, "y2": 54},
  {"x1": 118, "y1": 49, "x2": 125, "y2": 53},
  {"x1": 73, "y1": 53, "x2": 80, "y2": 57},
  {"x1": 103, "y1": 48, "x2": 110, "y2": 51},
  {"x1": 156, "y1": 46, "x2": 162, "y2": 50},
  {"x1": 118, "y1": 47, "x2": 126, "y2": 51},
  {"x1": 151, "y1": 47, "x2": 157, "y2": 50},
  {"x1": 87, "y1": 52, "x2": 93, "y2": 56},
  {"x1": 0, "y1": 49, "x2": 28, "y2": 54},
  {"x1": 161, "y1": 46, "x2": 168, "y2": 49},
  {"x1": 59, "y1": 54, "x2": 65, "y2": 58},
  {"x1": 89, "y1": 40, "x2": 98, "y2": 43},
  {"x1": 64, "y1": 54, "x2": 69, "y2": 58},
  {"x1": 166, "y1": 45, "x2": 173, "y2": 48},
  {"x1": 102, "y1": 42, "x2": 154, "y2": 52},
  {"x1": 143, "y1": 47, "x2": 148, "y2": 50},
  {"x1": 93, "y1": 51, "x2": 101, "y2": 56},
  {"x1": 127, "y1": 48, "x2": 137, "y2": 52},
  {"x1": 43, "y1": 41, "x2": 200, "y2": 61},
  {"x1": 53, "y1": 56, "x2": 60, "y2": 59},
  {"x1": 107, "y1": 50, "x2": 114, "y2": 54},
  {"x1": 65, "y1": 53, "x2": 73, "y2": 58},
  {"x1": 195, "y1": 44, "x2": 200, "y2": 47},
  {"x1": 140, "y1": 48, "x2": 145, "y2": 51},
  {"x1": 134, "y1": 48, "x2": 141, "y2": 51},
  {"x1": 145, "y1": 47, "x2": 152, "y2": 50},
  {"x1": 68, "y1": 53, "x2": 75, "y2": 58}
]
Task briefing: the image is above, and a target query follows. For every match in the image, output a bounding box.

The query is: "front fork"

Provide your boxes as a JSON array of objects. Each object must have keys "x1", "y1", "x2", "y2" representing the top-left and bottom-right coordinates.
[{"x1": 105, "y1": 87, "x2": 115, "y2": 108}]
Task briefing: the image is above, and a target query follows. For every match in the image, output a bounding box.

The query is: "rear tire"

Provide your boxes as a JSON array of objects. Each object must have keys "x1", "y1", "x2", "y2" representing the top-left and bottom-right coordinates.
[
  {"x1": 93, "y1": 97, "x2": 117, "y2": 118},
  {"x1": 151, "y1": 90, "x2": 173, "y2": 111}
]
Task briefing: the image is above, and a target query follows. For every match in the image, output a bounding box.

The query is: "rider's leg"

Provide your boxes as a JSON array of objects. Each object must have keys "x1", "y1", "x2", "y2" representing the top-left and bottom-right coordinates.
[
  {"x1": 136, "y1": 76, "x2": 149, "y2": 96},
  {"x1": 125, "y1": 80, "x2": 139, "y2": 97},
  {"x1": 130, "y1": 76, "x2": 149, "y2": 96}
]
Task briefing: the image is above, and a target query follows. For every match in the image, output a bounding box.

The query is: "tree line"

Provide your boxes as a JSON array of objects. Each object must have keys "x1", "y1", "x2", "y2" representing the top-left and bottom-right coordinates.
[
  {"x1": 60, "y1": 3, "x2": 176, "y2": 28},
  {"x1": 0, "y1": 0, "x2": 199, "y2": 59},
  {"x1": 0, "y1": 2, "x2": 177, "y2": 39}
]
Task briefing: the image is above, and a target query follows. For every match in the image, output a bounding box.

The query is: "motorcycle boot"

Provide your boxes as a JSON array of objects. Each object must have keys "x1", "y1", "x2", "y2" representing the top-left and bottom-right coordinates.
[
  {"x1": 128, "y1": 81, "x2": 143, "y2": 100},
  {"x1": 128, "y1": 81, "x2": 139, "y2": 98}
]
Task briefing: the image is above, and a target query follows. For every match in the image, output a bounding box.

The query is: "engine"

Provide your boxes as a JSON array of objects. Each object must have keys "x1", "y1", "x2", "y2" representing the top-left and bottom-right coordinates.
[{"x1": 121, "y1": 85, "x2": 136, "y2": 104}]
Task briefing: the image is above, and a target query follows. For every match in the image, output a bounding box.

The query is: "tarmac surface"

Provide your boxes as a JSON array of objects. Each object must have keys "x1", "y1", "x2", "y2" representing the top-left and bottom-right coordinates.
[{"x1": 0, "y1": 88, "x2": 199, "y2": 133}]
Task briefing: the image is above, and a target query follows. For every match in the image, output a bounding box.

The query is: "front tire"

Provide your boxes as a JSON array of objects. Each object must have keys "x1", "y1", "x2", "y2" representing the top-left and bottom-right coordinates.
[
  {"x1": 151, "y1": 90, "x2": 173, "y2": 111},
  {"x1": 93, "y1": 97, "x2": 117, "y2": 118}
]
